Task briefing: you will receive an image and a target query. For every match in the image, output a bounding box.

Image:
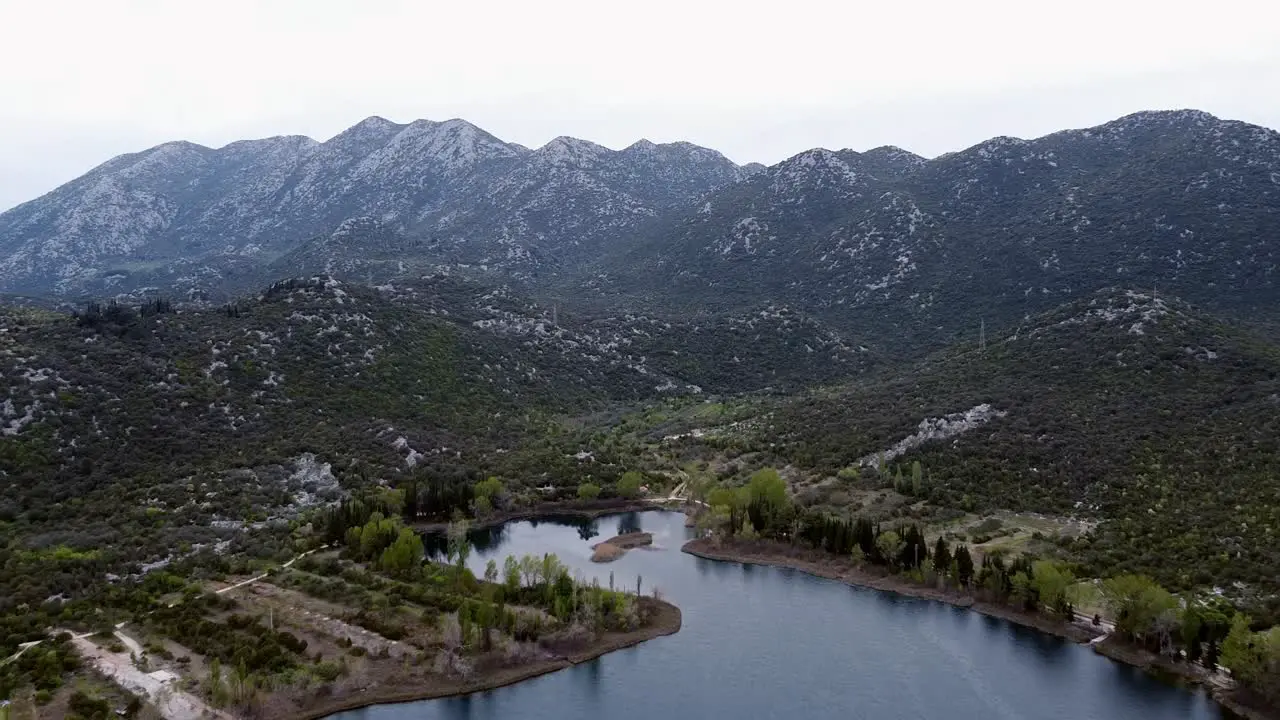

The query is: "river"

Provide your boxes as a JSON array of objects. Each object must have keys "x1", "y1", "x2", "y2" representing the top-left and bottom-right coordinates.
[{"x1": 332, "y1": 510, "x2": 1235, "y2": 720}]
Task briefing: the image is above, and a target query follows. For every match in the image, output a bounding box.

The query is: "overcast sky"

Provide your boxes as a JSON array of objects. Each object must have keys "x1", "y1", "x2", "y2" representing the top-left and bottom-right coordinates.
[{"x1": 2, "y1": 0, "x2": 1279, "y2": 211}]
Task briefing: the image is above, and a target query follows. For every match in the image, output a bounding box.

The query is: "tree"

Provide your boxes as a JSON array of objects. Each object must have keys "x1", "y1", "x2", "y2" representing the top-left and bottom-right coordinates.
[
  {"x1": 617, "y1": 472, "x2": 643, "y2": 499},
  {"x1": 1030, "y1": 560, "x2": 1076, "y2": 616},
  {"x1": 1222, "y1": 614, "x2": 1265, "y2": 685},
  {"x1": 745, "y1": 468, "x2": 789, "y2": 535},
  {"x1": 447, "y1": 519, "x2": 471, "y2": 581},
  {"x1": 898, "y1": 525, "x2": 928, "y2": 570},
  {"x1": 876, "y1": 531, "x2": 903, "y2": 568},
  {"x1": 503, "y1": 555, "x2": 520, "y2": 593},
  {"x1": 484, "y1": 559, "x2": 498, "y2": 584},
  {"x1": 747, "y1": 468, "x2": 788, "y2": 507},
  {"x1": 519, "y1": 554, "x2": 540, "y2": 587},
  {"x1": 910, "y1": 461, "x2": 923, "y2": 496},
  {"x1": 577, "y1": 483, "x2": 601, "y2": 501},
  {"x1": 1101, "y1": 574, "x2": 1176, "y2": 642},
  {"x1": 540, "y1": 554, "x2": 564, "y2": 601},
  {"x1": 474, "y1": 476, "x2": 503, "y2": 505},
  {"x1": 378, "y1": 528, "x2": 425, "y2": 576},
  {"x1": 1205, "y1": 638, "x2": 1220, "y2": 670},
  {"x1": 931, "y1": 537, "x2": 952, "y2": 577},
  {"x1": 708, "y1": 487, "x2": 740, "y2": 510},
  {"x1": 1180, "y1": 608, "x2": 1204, "y2": 663},
  {"x1": 954, "y1": 545, "x2": 975, "y2": 586},
  {"x1": 1011, "y1": 571, "x2": 1035, "y2": 609},
  {"x1": 401, "y1": 478, "x2": 419, "y2": 521}
]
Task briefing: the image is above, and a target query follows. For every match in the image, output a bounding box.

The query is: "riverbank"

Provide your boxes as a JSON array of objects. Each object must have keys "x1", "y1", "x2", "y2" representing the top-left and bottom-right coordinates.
[
  {"x1": 682, "y1": 537, "x2": 1098, "y2": 642},
  {"x1": 1092, "y1": 638, "x2": 1276, "y2": 720},
  {"x1": 682, "y1": 537, "x2": 1277, "y2": 720},
  {"x1": 411, "y1": 499, "x2": 669, "y2": 533},
  {"x1": 282, "y1": 597, "x2": 682, "y2": 720}
]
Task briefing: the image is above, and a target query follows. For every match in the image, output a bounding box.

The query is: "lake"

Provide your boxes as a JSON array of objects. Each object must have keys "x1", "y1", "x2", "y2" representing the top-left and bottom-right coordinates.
[{"x1": 333, "y1": 510, "x2": 1234, "y2": 720}]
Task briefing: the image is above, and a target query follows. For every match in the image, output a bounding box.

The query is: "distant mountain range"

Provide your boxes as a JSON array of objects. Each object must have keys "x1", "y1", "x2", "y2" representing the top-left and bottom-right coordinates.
[
  {"x1": 597, "y1": 109, "x2": 1280, "y2": 350},
  {"x1": 2, "y1": 109, "x2": 1278, "y2": 356},
  {"x1": 0, "y1": 116, "x2": 757, "y2": 299}
]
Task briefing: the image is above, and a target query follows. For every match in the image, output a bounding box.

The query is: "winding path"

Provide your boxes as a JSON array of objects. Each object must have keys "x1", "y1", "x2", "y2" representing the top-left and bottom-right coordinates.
[{"x1": 212, "y1": 544, "x2": 327, "y2": 597}]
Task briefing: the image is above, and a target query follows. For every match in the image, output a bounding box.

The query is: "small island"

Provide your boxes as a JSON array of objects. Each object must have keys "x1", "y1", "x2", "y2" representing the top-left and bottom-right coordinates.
[{"x1": 590, "y1": 531, "x2": 653, "y2": 563}]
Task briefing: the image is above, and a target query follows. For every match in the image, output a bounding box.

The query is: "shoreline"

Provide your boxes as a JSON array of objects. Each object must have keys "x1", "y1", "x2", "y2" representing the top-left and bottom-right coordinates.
[
  {"x1": 681, "y1": 537, "x2": 1276, "y2": 720},
  {"x1": 681, "y1": 537, "x2": 1097, "y2": 642},
  {"x1": 283, "y1": 598, "x2": 682, "y2": 720},
  {"x1": 411, "y1": 499, "x2": 673, "y2": 533}
]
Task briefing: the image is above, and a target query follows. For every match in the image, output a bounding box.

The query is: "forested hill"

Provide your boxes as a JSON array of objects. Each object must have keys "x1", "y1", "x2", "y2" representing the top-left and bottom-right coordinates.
[
  {"x1": 686, "y1": 288, "x2": 1280, "y2": 605},
  {"x1": 0, "y1": 273, "x2": 876, "y2": 601}
]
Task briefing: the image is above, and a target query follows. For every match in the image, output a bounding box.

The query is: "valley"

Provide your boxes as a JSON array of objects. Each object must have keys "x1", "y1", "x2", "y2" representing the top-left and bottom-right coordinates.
[{"x1": 2, "y1": 109, "x2": 1280, "y2": 718}]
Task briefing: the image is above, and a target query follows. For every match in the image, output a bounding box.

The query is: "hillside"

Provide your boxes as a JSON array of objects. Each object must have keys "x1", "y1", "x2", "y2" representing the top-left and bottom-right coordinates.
[
  {"x1": 0, "y1": 273, "x2": 878, "y2": 604},
  {"x1": 651, "y1": 289, "x2": 1280, "y2": 604},
  {"x1": 0, "y1": 277, "x2": 658, "y2": 597},
  {"x1": 595, "y1": 110, "x2": 1280, "y2": 353}
]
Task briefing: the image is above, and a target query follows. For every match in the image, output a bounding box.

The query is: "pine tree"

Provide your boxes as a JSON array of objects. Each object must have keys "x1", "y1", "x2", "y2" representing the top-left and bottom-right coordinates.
[
  {"x1": 954, "y1": 545, "x2": 975, "y2": 587},
  {"x1": 932, "y1": 536, "x2": 952, "y2": 576}
]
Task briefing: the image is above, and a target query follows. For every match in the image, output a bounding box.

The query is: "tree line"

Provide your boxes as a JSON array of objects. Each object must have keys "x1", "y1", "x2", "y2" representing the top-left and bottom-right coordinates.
[{"x1": 699, "y1": 468, "x2": 1280, "y2": 705}]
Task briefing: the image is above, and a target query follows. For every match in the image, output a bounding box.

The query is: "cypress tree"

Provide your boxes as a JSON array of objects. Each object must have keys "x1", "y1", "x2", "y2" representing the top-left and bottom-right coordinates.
[
  {"x1": 954, "y1": 545, "x2": 975, "y2": 587},
  {"x1": 932, "y1": 536, "x2": 952, "y2": 576}
]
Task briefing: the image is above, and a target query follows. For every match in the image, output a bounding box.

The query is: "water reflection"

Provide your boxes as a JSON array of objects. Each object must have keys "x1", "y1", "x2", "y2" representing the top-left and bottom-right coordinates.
[
  {"x1": 577, "y1": 521, "x2": 600, "y2": 542},
  {"x1": 615, "y1": 511, "x2": 642, "y2": 535},
  {"x1": 584, "y1": 656, "x2": 602, "y2": 699},
  {"x1": 348, "y1": 511, "x2": 1235, "y2": 720},
  {"x1": 438, "y1": 694, "x2": 475, "y2": 720}
]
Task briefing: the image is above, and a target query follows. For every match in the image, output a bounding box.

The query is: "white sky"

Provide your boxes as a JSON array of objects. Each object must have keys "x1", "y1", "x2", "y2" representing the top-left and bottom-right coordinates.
[{"x1": 2, "y1": 0, "x2": 1279, "y2": 211}]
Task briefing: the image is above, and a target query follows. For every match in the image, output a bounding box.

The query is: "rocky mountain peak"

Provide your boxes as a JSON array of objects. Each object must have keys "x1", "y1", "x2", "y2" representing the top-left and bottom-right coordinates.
[
  {"x1": 534, "y1": 136, "x2": 611, "y2": 167},
  {"x1": 337, "y1": 115, "x2": 401, "y2": 140},
  {"x1": 381, "y1": 117, "x2": 520, "y2": 170},
  {"x1": 624, "y1": 139, "x2": 657, "y2": 153}
]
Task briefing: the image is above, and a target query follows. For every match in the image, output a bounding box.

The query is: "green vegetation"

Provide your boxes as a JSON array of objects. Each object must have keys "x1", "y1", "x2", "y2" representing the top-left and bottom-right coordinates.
[
  {"x1": 651, "y1": 291, "x2": 1280, "y2": 619},
  {"x1": 696, "y1": 465, "x2": 1280, "y2": 701},
  {"x1": 616, "y1": 472, "x2": 643, "y2": 499},
  {"x1": 4, "y1": 276, "x2": 1280, "y2": 712}
]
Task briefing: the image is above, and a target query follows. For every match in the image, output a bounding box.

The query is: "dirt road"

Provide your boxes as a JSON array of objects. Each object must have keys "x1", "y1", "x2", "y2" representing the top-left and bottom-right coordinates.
[{"x1": 67, "y1": 632, "x2": 232, "y2": 719}]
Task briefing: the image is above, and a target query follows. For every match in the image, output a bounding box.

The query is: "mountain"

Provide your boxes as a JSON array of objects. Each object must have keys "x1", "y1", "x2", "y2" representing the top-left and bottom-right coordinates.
[
  {"x1": 599, "y1": 110, "x2": 1280, "y2": 353},
  {"x1": 4, "y1": 109, "x2": 1279, "y2": 361},
  {"x1": 0, "y1": 118, "x2": 751, "y2": 298}
]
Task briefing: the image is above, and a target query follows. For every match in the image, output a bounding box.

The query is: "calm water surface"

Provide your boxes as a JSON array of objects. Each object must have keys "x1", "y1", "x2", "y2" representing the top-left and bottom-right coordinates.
[{"x1": 333, "y1": 511, "x2": 1233, "y2": 720}]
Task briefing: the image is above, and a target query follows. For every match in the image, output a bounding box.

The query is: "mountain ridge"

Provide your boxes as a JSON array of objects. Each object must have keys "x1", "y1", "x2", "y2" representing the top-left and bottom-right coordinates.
[
  {"x1": 589, "y1": 107, "x2": 1280, "y2": 355},
  {"x1": 0, "y1": 115, "x2": 753, "y2": 296},
  {"x1": 3, "y1": 107, "x2": 1280, "y2": 360}
]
